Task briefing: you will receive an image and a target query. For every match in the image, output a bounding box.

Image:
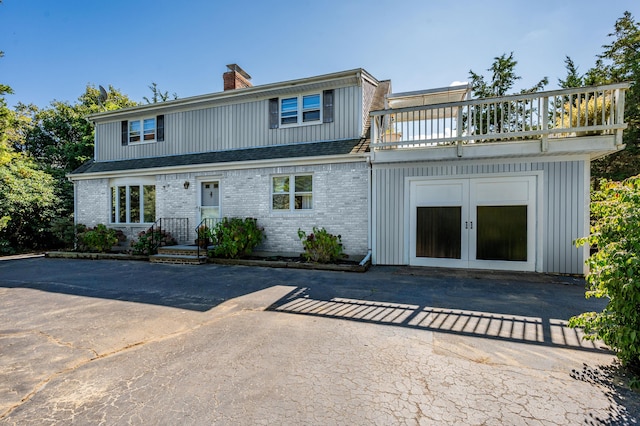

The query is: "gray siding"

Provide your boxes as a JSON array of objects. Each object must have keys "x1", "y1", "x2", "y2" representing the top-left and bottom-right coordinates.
[
  {"x1": 373, "y1": 159, "x2": 588, "y2": 274},
  {"x1": 95, "y1": 86, "x2": 363, "y2": 162}
]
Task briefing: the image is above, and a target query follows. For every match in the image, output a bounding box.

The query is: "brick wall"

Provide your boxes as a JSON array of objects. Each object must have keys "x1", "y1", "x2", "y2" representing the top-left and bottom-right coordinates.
[
  {"x1": 219, "y1": 162, "x2": 369, "y2": 256},
  {"x1": 76, "y1": 179, "x2": 110, "y2": 227},
  {"x1": 74, "y1": 160, "x2": 370, "y2": 256}
]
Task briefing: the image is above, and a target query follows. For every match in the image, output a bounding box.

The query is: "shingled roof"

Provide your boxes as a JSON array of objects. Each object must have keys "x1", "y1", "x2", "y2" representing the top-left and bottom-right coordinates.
[{"x1": 70, "y1": 138, "x2": 368, "y2": 176}]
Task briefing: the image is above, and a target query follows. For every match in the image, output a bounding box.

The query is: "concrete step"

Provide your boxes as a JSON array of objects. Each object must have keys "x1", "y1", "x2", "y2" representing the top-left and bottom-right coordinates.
[{"x1": 149, "y1": 253, "x2": 208, "y2": 265}]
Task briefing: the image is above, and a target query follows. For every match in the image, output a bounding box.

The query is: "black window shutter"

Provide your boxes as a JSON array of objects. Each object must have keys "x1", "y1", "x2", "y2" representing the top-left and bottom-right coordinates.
[
  {"x1": 156, "y1": 115, "x2": 165, "y2": 141},
  {"x1": 323, "y1": 90, "x2": 334, "y2": 123},
  {"x1": 121, "y1": 120, "x2": 128, "y2": 145},
  {"x1": 269, "y1": 98, "x2": 279, "y2": 129}
]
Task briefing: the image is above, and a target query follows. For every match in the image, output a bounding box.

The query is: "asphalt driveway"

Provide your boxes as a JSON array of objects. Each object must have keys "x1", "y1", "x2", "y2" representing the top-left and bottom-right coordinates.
[{"x1": 0, "y1": 257, "x2": 638, "y2": 424}]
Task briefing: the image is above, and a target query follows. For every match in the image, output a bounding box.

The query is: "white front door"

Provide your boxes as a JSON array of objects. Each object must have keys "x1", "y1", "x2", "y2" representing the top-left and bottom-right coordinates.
[
  {"x1": 409, "y1": 175, "x2": 537, "y2": 271},
  {"x1": 199, "y1": 181, "x2": 220, "y2": 221}
]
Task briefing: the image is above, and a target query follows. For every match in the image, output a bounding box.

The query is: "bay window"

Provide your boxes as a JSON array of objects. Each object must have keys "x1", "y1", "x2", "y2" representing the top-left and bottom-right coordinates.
[{"x1": 111, "y1": 184, "x2": 156, "y2": 223}]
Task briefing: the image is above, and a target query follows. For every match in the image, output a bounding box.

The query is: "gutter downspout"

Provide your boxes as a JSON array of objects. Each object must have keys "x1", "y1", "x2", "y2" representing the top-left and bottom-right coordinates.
[{"x1": 366, "y1": 154, "x2": 373, "y2": 265}]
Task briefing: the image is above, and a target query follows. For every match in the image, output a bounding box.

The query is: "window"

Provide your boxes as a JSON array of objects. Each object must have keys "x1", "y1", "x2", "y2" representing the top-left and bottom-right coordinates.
[
  {"x1": 269, "y1": 91, "x2": 333, "y2": 129},
  {"x1": 111, "y1": 184, "x2": 156, "y2": 223},
  {"x1": 272, "y1": 175, "x2": 313, "y2": 211},
  {"x1": 279, "y1": 94, "x2": 321, "y2": 126},
  {"x1": 121, "y1": 115, "x2": 164, "y2": 145}
]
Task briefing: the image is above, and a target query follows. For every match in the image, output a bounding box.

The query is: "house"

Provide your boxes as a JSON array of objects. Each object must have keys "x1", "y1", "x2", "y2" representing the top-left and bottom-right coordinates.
[{"x1": 68, "y1": 65, "x2": 630, "y2": 275}]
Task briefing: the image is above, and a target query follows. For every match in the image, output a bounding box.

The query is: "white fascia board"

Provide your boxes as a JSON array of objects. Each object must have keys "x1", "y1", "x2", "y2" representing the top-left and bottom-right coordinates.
[
  {"x1": 67, "y1": 153, "x2": 370, "y2": 181},
  {"x1": 88, "y1": 68, "x2": 377, "y2": 123},
  {"x1": 371, "y1": 135, "x2": 623, "y2": 165},
  {"x1": 370, "y1": 153, "x2": 591, "y2": 170}
]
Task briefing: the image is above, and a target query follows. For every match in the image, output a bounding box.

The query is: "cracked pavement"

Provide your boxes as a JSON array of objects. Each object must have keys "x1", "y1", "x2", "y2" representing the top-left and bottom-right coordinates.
[{"x1": 0, "y1": 258, "x2": 638, "y2": 424}]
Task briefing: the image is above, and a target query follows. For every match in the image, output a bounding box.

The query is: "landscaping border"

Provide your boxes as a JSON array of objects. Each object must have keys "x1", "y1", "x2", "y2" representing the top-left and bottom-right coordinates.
[
  {"x1": 208, "y1": 257, "x2": 370, "y2": 272},
  {"x1": 45, "y1": 252, "x2": 149, "y2": 261}
]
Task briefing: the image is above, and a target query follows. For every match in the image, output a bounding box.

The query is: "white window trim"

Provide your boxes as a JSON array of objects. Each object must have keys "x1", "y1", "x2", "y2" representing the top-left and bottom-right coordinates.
[
  {"x1": 129, "y1": 117, "x2": 157, "y2": 144},
  {"x1": 271, "y1": 174, "x2": 314, "y2": 212},
  {"x1": 279, "y1": 93, "x2": 322, "y2": 127},
  {"x1": 110, "y1": 178, "x2": 156, "y2": 224}
]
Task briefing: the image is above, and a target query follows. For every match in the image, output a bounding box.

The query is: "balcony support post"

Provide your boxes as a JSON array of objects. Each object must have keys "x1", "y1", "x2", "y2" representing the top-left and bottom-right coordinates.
[
  {"x1": 456, "y1": 105, "x2": 463, "y2": 157},
  {"x1": 541, "y1": 96, "x2": 549, "y2": 152}
]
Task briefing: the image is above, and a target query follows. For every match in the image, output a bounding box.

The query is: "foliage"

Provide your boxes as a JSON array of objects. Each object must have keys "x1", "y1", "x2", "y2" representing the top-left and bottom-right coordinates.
[
  {"x1": 48, "y1": 215, "x2": 77, "y2": 249},
  {"x1": 197, "y1": 225, "x2": 210, "y2": 240},
  {"x1": 555, "y1": 95, "x2": 611, "y2": 131},
  {"x1": 211, "y1": 217, "x2": 264, "y2": 259},
  {"x1": 0, "y1": 118, "x2": 58, "y2": 250},
  {"x1": 467, "y1": 52, "x2": 548, "y2": 136},
  {"x1": 77, "y1": 224, "x2": 118, "y2": 253},
  {"x1": 131, "y1": 228, "x2": 177, "y2": 255},
  {"x1": 570, "y1": 175, "x2": 640, "y2": 369},
  {"x1": 143, "y1": 82, "x2": 178, "y2": 104},
  {"x1": 19, "y1": 85, "x2": 138, "y2": 215},
  {"x1": 297, "y1": 227, "x2": 344, "y2": 263},
  {"x1": 558, "y1": 56, "x2": 584, "y2": 89},
  {"x1": 586, "y1": 12, "x2": 640, "y2": 181}
]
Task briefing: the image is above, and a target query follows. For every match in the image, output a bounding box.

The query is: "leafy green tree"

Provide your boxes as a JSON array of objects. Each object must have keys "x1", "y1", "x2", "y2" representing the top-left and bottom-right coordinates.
[
  {"x1": 0, "y1": 83, "x2": 57, "y2": 252},
  {"x1": 143, "y1": 82, "x2": 178, "y2": 104},
  {"x1": 468, "y1": 52, "x2": 548, "y2": 135},
  {"x1": 571, "y1": 176, "x2": 640, "y2": 373},
  {"x1": 22, "y1": 85, "x2": 137, "y2": 214},
  {"x1": 586, "y1": 11, "x2": 640, "y2": 180}
]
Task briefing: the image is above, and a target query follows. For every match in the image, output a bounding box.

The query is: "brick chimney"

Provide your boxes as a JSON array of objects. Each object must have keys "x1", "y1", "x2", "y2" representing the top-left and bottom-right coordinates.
[{"x1": 223, "y1": 64, "x2": 252, "y2": 91}]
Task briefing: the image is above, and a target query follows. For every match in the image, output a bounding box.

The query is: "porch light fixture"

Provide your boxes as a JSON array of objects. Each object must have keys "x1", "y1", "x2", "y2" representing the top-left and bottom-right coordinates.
[{"x1": 183, "y1": 181, "x2": 190, "y2": 189}]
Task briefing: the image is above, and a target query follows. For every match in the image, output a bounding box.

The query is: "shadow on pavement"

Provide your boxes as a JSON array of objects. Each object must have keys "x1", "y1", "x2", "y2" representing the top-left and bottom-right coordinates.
[
  {"x1": 0, "y1": 258, "x2": 281, "y2": 312},
  {"x1": 0, "y1": 258, "x2": 610, "y2": 354},
  {"x1": 267, "y1": 266, "x2": 612, "y2": 354}
]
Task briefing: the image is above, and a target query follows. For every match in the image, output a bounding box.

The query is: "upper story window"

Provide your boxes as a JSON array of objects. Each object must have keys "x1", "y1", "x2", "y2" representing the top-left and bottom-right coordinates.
[
  {"x1": 121, "y1": 115, "x2": 165, "y2": 145},
  {"x1": 280, "y1": 94, "x2": 321, "y2": 126},
  {"x1": 269, "y1": 90, "x2": 334, "y2": 129}
]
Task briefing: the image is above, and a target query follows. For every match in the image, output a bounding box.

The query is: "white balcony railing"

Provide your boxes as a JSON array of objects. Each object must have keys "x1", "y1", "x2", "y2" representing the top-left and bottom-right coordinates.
[{"x1": 370, "y1": 83, "x2": 630, "y2": 154}]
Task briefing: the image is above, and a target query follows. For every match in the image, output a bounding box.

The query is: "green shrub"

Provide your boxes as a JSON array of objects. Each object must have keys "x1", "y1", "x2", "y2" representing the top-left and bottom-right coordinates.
[
  {"x1": 131, "y1": 228, "x2": 177, "y2": 255},
  {"x1": 77, "y1": 224, "x2": 118, "y2": 253},
  {"x1": 570, "y1": 176, "x2": 640, "y2": 370},
  {"x1": 0, "y1": 238, "x2": 15, "y2": 255},
  {"x1": 297, "y1": 227, "x2": 344, "y2": 263},
  {"x1": 211, "y1": 217, "x2": 264, "y2": 259},
  {"x1": 196, "y1": 225, "x2": 211, "y2": 247},
  {"x1": 48, "y1": 216, "x2": 76, "y2": 249}
]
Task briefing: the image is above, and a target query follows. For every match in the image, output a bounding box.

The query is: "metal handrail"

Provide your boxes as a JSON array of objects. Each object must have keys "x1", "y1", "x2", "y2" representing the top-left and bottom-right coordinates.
[
  {"x1": 195, "y1": 217, "x2": 221, "y2": 259},
  {"x1": 148, "y1": 218, "x2": 189, "y2": 254}
]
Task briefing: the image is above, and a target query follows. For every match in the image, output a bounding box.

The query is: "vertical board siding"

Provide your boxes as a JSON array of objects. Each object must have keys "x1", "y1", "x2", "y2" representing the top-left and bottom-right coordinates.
[
  {"x1": 95, "y1": 86, "x2": 361, "y2": 162},
  {"x1": 373, "y1": 159, "x2": 586, "y2": 274},
  {"x1": 542, "y1": 160, "x2": 586, "y2": 274}
]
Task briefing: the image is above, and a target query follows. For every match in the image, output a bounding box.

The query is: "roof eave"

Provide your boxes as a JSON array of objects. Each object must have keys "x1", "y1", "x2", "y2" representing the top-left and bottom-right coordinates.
[{"x1": 88, "y1": 68, "x2": 379, "y2": 122}]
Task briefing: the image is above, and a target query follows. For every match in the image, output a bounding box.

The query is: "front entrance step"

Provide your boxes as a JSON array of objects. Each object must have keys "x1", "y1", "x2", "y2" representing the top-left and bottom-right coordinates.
[{"x1": 149, "y1": 245, "x2": 208, "y2": 265}]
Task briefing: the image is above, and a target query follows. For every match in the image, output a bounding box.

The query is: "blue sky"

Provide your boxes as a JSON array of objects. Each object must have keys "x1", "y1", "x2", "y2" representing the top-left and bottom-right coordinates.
[{"x1": 1, "y1": 0, "x2": 638, "y2": 108}]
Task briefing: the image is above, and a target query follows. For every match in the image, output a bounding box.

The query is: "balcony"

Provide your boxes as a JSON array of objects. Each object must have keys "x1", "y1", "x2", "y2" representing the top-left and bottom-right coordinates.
[{"x1": 370, "y1": 82, "x2": 630, "y2": 163}]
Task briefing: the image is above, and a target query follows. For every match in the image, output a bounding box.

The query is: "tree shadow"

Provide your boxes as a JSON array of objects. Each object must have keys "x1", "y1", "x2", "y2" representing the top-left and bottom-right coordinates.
[{"x1": 571, "y1": 363, "x2": 640, "y2": 425}]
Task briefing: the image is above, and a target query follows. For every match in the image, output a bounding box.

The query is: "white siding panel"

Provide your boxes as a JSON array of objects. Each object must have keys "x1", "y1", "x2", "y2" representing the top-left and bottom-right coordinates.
[{"x1": 373, "y1": 159, "x2": 586, "y2": 274}]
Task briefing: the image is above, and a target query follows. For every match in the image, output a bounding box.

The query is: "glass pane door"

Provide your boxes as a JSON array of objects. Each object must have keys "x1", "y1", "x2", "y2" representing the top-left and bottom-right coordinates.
[
  {"x1": 476, "y1": 205, "x2": 527, "y2": 261},
  {"x1": 416, "y1": 207, "x2": 462, "y2": 258}
]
